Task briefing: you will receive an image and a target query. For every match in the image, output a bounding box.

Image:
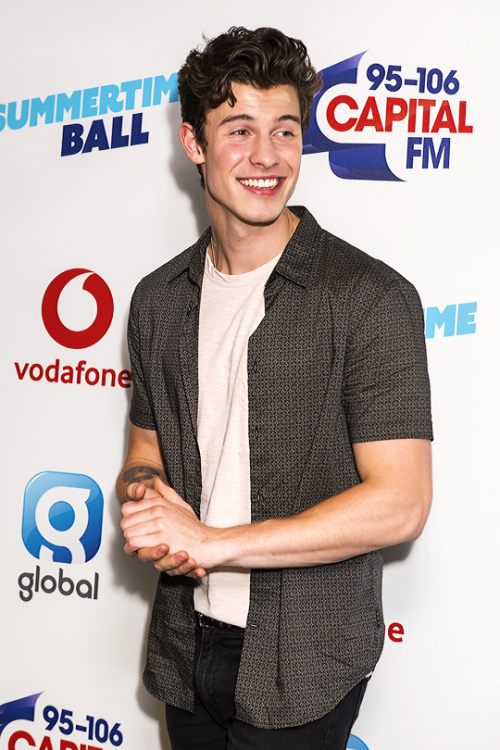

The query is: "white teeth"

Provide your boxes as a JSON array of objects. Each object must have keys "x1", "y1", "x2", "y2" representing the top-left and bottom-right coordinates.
[{"x1": 240, "y1": 178, "x2": 279, "y2": 188}]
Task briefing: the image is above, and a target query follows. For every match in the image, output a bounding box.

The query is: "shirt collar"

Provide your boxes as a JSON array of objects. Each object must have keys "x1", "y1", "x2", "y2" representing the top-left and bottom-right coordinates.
[{"x1": 164, "y1": 206, "x2": 320, "y2": 289}]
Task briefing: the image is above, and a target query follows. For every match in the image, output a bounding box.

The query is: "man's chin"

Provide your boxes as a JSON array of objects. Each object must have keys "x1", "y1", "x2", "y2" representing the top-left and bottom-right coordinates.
[{"x1": 231, "y1": 205, "x2": 292, "y2": 229}]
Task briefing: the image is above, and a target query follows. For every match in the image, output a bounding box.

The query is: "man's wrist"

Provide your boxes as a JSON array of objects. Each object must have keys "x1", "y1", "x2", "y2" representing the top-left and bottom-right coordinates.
[{"x1": 203, "y1": 523, "x2": 255, "y2": 569}]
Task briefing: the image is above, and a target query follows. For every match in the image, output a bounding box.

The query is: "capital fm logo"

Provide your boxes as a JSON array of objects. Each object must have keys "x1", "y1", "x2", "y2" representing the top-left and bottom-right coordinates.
[
  {"x1": 22, "y1": 471, "x2": 103, "y2": 564},
  {"x1": 0, "y1": 691, "x2": 125, "y2": 748},
  {"x1": 42, "y1": 269, "x2": 113, "y2": 349},
  {"x1": 303, "y1": 51, "x2": 473, "y2": 180},
  {"x1": 0, "y1": 693, "x2": 41, "y2": 742}
]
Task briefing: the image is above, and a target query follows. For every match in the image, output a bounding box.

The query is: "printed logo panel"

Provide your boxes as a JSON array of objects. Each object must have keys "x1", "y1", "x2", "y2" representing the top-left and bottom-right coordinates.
[
  {"x1": 0, "y1": 692, "x2": 123, "y2": 749},
  {"x1": 42, "y1": 269, "x2": 114, "y2": 349},
  {"x1": 303, "y1": 52, "x2": 472, "y2": 180},
  {"x1": 13, "y1": 270, "x2": 131, "y2": 388},
  {"x1": 0, "y1": 694, "x2": 40, "y2": 738},
  {"x1": 22, "y1": 472, "x2": 103, "y2": 564}
]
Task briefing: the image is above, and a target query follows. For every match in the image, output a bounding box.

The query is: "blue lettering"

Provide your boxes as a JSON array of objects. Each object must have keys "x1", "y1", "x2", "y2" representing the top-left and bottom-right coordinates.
[
  {"x1": 425, "y1": 305, "x2": 456, "y2": 338},
  {"x1": 153, "y1": 73, "x2": 178, "y2": 105},
  {"x1": 61, "y1": 123, "x2": 84, "y2": 156},
  {"x1": 7, "y1": 99, "x2": 29, "y2": 130},
  {"x1": 0, "y1": 103, "x2": 5, "y2": 133},
  {"x1": 82, "y1": 119, "x2": 110, "y2": 153},
  {"x1": 422, "y1": 137, "x2": 450, "y2": 169},
  {"x1": 130, "y1": 112, "x2": 149, "y2": 145},
  {"x1": 111, "y1": 117, "x2": 129, "y2": 148},
  {"x1": 456, "y1": 302, "x2": 477, "y2": 335},
  {"x1": 142, "y1": 77, "x2": 153, "y2": 107},
  {"x1": 406, "y1": 137, "x2": 422, "y2": 168},
  {"x1": 99, "y1": 84, "x2": 124, "y2": 115},
  {"x1": 121, "y1": 79, "x2": 142, "y2": 110},
  {"x1": 56, "y1": 91, "x2": 82, "y2": 122},
  {"x1": 82, "y1": 87, "x2": 99, "y2": 118},
  {"x1": 30, "y1": 95, "x2": 55, "y2": 127}
]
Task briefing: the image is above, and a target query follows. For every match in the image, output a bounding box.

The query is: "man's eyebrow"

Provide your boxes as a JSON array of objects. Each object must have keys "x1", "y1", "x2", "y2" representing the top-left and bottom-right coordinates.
[{"x1": 218, "y1": 113, "x2": 301, "y2": 127}]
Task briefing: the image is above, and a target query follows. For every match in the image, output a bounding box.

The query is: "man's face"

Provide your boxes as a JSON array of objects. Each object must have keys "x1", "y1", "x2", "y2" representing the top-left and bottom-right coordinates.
[{"x1": 197, "y1": 83, "x2": 303, "y2": 228}]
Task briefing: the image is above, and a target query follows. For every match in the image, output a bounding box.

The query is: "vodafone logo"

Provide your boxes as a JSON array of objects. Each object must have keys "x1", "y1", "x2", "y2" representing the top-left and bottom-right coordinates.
[
  {"x1": 42, "y1": 269, "x2": 114, "y2": 349},
  {"x1": 15, "y1": 269, "x2": 129, "y2": 389}
]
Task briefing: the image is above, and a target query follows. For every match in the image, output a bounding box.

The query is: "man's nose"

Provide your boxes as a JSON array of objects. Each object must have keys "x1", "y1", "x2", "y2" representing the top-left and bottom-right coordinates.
[{"x1": 249, "y1": 134, "x2": 279, "y2": 169}]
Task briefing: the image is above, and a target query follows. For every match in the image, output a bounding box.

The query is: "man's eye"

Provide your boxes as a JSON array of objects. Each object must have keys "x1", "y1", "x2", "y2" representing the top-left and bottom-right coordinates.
[{"x1": 233, "y1": 129, "x2": 248, "y2": 136}]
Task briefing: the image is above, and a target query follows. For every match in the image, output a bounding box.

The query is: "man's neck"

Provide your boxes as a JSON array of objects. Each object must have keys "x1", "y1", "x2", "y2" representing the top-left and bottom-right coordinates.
[{"x1": 208, "y1": 208, "x2": 299, "y2": 275}]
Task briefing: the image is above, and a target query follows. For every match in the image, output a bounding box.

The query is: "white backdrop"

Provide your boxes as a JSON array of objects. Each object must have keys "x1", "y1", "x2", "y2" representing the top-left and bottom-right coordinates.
[{"x1": 2, "y1": 2, "x2": 499, "y2": 749}]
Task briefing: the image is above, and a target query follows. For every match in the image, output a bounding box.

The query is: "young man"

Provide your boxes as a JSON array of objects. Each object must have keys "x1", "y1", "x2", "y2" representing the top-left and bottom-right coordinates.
[{"x1": 118, "y1": 27, "x2": 432, "y2": 750}]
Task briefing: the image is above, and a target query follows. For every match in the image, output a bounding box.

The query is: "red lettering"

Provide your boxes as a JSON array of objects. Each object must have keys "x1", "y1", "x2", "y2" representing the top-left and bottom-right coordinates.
[
  {"x1": 385, "y1": 98, "x2": 408, "y2": 132},
  {"x1": 75, "y1": 360, "x2": 86, "y2": 385},
  {"x1": 322, "y1": 96, "x2": 471, "y2": 138},
  {"x1": 14, "y1": 362, "x2": 29, "y2": 380},
  {"x1": 60, "y1": 741, "x2": 78, "y2": 750},
  {"x1": 354, "y1": 97, "x2": 383, "y2": 132},
  {"x1": 101, "y1": 368, "x2": 116, "y2": 387},
  {"x1": 8, "y1": 730, "x2": 36, "y2": 750},
  {"x1": 326, "y1": 95, "x2": 358, "y2": 132},
  {"x1": 417, "y1": 99, "x2": 436, "y2": 133},
  {"x1": 458, "y1": 101, "x2": 473, "y2": 133},
  {"x1": 39, "y1": 737, "x2": 54, "y2": 750},
  {"x1": 388, "y1": 622, "x2": 404, "y2": 642},
  {"x1": 15, "y1": 361, "x2": 130, "y2": 388},
  {"x1": 408, "y1": 99, "x2": 417, "y2": 133},
  {"x1": 85, "y1": 367, "x2": 100, "y2": 385},
  {"x1": 118, "y1": 370, "x2": 131, "y2": 388},
  {"x1": 61, "y1": 365, "x2": 74, "y2": 383},
  {"x1": 29, "y1": 363, "x2": 43, "y2": 381},
  {"x1": 45, "y1": 359, "x2": 60, "y2": 383},
  {"x1": 431, "y1": 100, "x2": 457, "y2": 133}
]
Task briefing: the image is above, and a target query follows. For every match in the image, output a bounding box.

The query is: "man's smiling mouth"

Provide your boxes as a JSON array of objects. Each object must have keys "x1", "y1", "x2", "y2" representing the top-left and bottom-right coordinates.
[{"x1": 238, "y1": 178, "x2": 280, "y2": 188}]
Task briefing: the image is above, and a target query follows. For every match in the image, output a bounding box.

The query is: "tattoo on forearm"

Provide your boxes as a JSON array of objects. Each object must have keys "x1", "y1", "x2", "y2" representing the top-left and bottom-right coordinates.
[{"x1": 123, "y1": 466, "x2": 161, "y2": 484}]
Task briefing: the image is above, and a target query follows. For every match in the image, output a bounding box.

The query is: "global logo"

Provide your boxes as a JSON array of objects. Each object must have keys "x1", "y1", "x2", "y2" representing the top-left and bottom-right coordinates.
[
  {"x1": 303, "y1": 51, "x2": 473, "y2": 180},
  {"x1": 41, "y1": 269, "x2": 114, "y2": 349},
  {"x1": 22, "y1": 472, "x2": 103, "y2": 564}
]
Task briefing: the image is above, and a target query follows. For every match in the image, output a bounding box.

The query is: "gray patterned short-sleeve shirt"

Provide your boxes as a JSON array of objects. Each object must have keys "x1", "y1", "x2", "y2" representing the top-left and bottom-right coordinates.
[{"x1": 128, "y1": 206, "x2": 432, "y2": 729}]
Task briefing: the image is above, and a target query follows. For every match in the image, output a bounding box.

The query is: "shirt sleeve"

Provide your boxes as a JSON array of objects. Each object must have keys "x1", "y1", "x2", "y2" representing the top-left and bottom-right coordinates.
[
  {"x1": 127, "y1": 290, "x2": 157, "y2": 431},
  {"x1": 342, "y1": 279, "x2": 433, "y2": 444}
]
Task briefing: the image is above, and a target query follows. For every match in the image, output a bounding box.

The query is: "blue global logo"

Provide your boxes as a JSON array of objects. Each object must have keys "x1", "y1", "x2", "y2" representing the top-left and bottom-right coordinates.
[
  {"x1": 22, "y1": 471, "x2": 103, "y2": 564},
  {"x1": 347, "y1": 735, "x2": 370, "y2": 750}
]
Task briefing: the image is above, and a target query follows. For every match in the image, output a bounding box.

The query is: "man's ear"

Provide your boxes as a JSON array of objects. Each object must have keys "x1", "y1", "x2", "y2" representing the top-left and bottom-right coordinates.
[{"x1": 179, "y1": 123, "x2": 205, "y2": 165}]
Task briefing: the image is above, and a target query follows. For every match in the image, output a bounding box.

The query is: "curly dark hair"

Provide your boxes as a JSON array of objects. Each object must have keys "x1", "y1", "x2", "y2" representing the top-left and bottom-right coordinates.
[{"x1": 178, "y1": 26, "x2": 322, "y2": 185}]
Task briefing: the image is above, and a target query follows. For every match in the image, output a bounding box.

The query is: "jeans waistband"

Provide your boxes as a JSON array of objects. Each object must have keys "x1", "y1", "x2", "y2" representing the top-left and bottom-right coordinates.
[{"x1": 195, "y1": 611, "x2": 245, "y2": 632}]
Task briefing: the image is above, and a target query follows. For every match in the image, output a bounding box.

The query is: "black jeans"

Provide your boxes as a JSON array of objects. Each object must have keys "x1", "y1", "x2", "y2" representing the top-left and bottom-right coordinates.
[{"x1": 165, "y1": 621, "x2": 368, "y2": 750}]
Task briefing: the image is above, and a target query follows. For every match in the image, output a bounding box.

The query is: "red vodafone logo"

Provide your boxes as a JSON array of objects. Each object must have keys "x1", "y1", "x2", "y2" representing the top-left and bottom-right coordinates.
[{"x1": 42, "y1": 269, "x2": 114, "y2": 349}]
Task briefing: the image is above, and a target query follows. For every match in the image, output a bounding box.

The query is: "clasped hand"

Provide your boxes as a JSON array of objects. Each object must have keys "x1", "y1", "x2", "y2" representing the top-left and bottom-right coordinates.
[{"x1": 120, "y1": 477, "x2": 209, "y2": 577}]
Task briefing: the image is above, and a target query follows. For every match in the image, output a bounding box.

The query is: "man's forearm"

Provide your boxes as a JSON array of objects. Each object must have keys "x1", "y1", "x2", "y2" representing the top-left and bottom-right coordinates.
[
  {"x1": 140, "y1": 438, "x2": 432, "y2": 575},
  {"x1": 203, "y1": 439, "x2": 432, "y2": 571},
  {"x1": 205, "y1": 476, "x2": 427, "y2": 570}
]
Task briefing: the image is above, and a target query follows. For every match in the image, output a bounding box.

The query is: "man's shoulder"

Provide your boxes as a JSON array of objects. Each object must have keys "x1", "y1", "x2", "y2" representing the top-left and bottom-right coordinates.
[
  {"x1": 131, "y1": 227, "x2": 209, "y2": 305},
  {"x1": 291, "y1": 207, "x2": 419, "y2": 300}
]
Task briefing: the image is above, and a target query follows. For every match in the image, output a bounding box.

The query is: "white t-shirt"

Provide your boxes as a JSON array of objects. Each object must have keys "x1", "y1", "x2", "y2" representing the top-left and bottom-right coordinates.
[{"x1": 194, "y1": 249, "x2": 282, "y2": 627}]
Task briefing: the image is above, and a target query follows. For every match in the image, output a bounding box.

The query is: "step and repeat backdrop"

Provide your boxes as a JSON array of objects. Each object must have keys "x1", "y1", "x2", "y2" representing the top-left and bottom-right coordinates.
[{"x1": 1, "y1": 1, "x2": 498, "y2": 749}]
